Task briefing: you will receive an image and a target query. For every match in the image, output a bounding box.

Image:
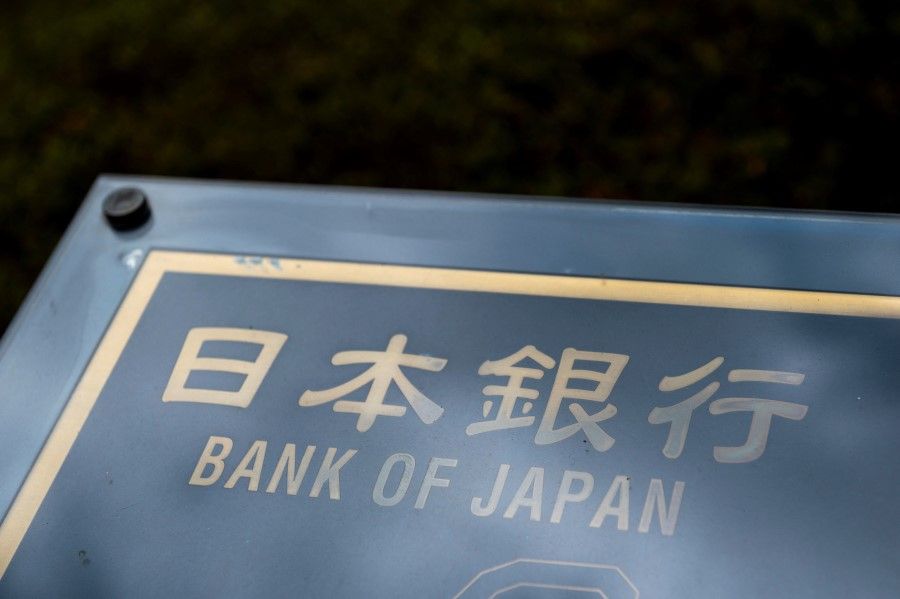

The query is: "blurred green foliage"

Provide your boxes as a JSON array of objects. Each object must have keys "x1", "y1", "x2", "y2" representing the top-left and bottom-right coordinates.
[{"x1": 1, "y1": 0, "x2": 898, "y2": 331}]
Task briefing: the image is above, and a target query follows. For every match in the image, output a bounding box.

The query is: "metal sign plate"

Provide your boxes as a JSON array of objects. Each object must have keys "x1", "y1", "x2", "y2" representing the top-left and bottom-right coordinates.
[{"x1": 0, "y1": 177, "x2": 898, "y2": 597}]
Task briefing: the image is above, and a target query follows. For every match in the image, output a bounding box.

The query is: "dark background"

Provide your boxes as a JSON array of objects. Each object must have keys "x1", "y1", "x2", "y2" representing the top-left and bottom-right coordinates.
[{"x1": 1, "y1": 1, "x2": 898, "y2": 332}]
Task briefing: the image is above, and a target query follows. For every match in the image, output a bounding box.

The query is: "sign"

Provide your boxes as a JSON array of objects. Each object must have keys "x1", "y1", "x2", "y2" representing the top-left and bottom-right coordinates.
[{"x1": 1, "y1": 178, "x2": 899, "y2": 597}]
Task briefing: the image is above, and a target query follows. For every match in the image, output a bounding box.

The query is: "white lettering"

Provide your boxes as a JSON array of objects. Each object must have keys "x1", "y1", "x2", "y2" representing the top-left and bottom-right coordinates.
[
  {"x1": 224, "y1": 440, "x2": 267, "y2": 491},
  {"x1": 589, "y1": 475, "x2": 630, "y2": 530},
  {"x1": 309, "y1": 448, "x2": 358, "y2": 500},
  {"x1": 265, "y1": 443, "x2": 316, "y2": 495},
  {"x1": 373, "y1": 453, "x2": 416, "y2": 507},
  {"x1": 471, "y1": 464, "x2": 510, "y2": 517},
  {"x1": 189, "y1": 435, "x2": 233, "y2": 486},
  {"x1": 551, "y1": 470, "x2": 594, "y2": 524},
  {"x1": 638, "y1": 479, "x2": 685, "y2": 536},
  {"x1": 415, "y1": 457, "x2": 457, "y2": 509},
  {"x1": 503, "y1": 467, "x2": 544, "y2": 522}
]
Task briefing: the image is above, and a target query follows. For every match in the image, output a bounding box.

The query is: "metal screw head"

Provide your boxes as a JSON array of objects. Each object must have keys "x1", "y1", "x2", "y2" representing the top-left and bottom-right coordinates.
[{"x1": 103, "y1": 188, "x2": 151, "y2": 231}]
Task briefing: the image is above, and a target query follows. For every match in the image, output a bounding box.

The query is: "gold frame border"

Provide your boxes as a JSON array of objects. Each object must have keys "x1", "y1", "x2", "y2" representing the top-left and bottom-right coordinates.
[{"x1": 3, "y1": 249, "x2": 900, "y2": 576}]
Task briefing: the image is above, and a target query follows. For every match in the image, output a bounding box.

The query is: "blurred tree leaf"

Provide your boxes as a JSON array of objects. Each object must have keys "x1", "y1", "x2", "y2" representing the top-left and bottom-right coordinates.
[{"x1": 0, "y1": 0, "x2": 898, "y2": 331}]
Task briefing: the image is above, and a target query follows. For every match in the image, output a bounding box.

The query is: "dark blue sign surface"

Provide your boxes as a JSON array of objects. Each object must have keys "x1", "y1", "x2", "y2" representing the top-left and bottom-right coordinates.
[
  {"x1": 2, "y1": 248, "x2": 899, "y2": 597},
  {"x1": 2, "y1": 177, "x2": 900, "y2": 598}
]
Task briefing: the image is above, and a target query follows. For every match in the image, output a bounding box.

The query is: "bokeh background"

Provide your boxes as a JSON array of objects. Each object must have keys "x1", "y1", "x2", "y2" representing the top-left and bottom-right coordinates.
[{"x1": 1, "y1": 1, "x2": 898, "y2": 332}]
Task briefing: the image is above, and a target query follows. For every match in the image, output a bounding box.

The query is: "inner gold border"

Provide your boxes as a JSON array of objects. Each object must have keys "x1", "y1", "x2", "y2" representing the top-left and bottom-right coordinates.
[{"x1": 3, "y1": 249, "x2": 900, "y2": 577}]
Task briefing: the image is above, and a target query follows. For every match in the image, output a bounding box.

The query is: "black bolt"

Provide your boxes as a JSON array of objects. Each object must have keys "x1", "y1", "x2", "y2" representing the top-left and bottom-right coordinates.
[{"x1": 103, "y1": 188, "x2": 151, "y2": 231}]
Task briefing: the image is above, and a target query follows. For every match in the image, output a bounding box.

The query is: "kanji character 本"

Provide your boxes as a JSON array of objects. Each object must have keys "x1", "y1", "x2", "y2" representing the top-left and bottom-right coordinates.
[
  {"x1": 648, "y1": 358, "x2": 808, "y2": 463},
  {"x1": 299, "y1": 334, "x2": 447, "y2": 432},
  {"x1": 465, "y1": 346, "x2": 556, "y2": 436},
  {"x1": 535, "y1": 349, "x2": 629, "y2": 451}
]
